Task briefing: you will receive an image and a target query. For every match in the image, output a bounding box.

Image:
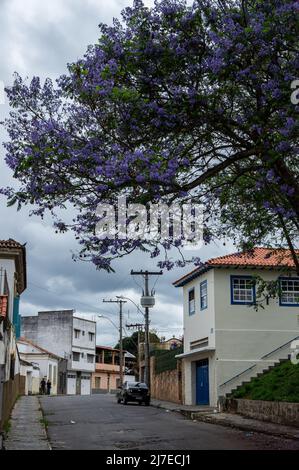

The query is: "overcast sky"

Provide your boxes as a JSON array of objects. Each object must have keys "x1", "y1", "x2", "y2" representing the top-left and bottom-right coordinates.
[{"x1": 0, "y1": 0, "x2": 232, "y2": 347}]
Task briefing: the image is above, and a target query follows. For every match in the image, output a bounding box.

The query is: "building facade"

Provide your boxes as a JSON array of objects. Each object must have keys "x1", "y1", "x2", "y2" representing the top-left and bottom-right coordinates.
[
  {"x1": 17, "y1": 337, "x2": 67, "y2": 395},
  {"x1": 19, "y1": 358, "x2": 40, "y2": 395},
  {"x1": 0, "y1": 239, "x2": 26, "y2": 430},
  {"x1": 174, "y1": 248, "x2": 299, "y2": 407},
  {"x1": 92, "y1": 346, "x2": 136, "y2": 393},
  {"x1": 21, "y1": 310, "x2": 96, "y2": 395},
  {"x1": 156, "y1": 337, "x2": 183, "y2": 351}
]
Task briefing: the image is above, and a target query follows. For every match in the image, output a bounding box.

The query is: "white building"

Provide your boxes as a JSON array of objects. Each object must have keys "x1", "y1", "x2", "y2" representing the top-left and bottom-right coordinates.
[
  {"x1": 19, "y1": 358, "x2": 40, "y2": 395},
  {"x1": 17, "y1": 337, "x2": 64, "y2": 395},
  {"x1": 173, "y1": 248, "x2": 299, "y2": 407},
  {"x1": 0, "y1": 239, "x2": 26, "y2": 429},
  {"x1": 21, "y1": 310, "x2": 96, "y2": 395}
]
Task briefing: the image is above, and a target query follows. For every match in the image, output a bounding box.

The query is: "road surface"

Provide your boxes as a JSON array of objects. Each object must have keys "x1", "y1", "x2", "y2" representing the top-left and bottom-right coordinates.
[{"x1": 40, "y1": 394, "x2": 298, "y2": 450}]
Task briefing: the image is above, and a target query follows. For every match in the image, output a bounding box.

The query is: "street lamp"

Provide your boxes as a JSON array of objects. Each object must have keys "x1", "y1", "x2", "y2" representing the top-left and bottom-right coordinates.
[
  {"x1": 97, "y1": 314, "x2": 119, "y2": 331},
  {"x1": 116, "y1": 295, "x2": 145, "y2": 318},
  {"x1": 97, "y1": 314, "x2": 125, "y2": 386}
]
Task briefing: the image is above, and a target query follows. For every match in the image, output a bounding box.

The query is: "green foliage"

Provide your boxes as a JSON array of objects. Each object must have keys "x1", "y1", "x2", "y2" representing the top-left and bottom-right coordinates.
[
  {"x1": 232, "y1": 361, "x2": 299, "y2": 402},
  {"x1": 39, "y1": 417, "x2": 49, "y2": 429},
  {"x1": 115, "y1": 330, "x2": 160, "y2": 356},
  {"x1": 154, "y1": 346, "x2": 183, "y2": 374},
  {"x1": 3, "y1": 419, "x2": 11, "y2": 434}
]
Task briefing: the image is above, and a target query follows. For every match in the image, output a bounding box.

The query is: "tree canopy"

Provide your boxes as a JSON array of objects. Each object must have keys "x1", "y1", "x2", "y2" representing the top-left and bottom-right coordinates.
[
  {"x1": 1, "y1": 0, "x2": 299, "y2": 271},
  {"x1": 115, "y1": 330, "x2": 160, "y2": 356}
]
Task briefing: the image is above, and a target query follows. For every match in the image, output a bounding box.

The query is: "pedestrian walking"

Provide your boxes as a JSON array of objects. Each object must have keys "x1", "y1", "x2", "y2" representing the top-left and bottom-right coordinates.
[
  {"x1": 40, "y1": 378, "x2": 46, "y2": 395},
  {"x1": 47, "y1": 379, "x2": 52, "y2": 395}
]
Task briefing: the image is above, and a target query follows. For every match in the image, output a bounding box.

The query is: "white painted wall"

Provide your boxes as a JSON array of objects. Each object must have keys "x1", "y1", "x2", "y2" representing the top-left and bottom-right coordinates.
[
  {"x1": 0, "y1": 259, "x2": 15, "y2": 323},
  {"x1": 71, "y1": 317, "x2": 96, "y2": 374},
  {"x1": 214, "y1": 268, "x2": 299, "y2": 396},
  {"x1": 0, "y1": 259, "x2": 20, "y2": 382},
  {"x1": 18, "y1": 343, "x2": 59, "y2": 395},
  {"x1": 181, "y1": 267, "x2": 299, "y2": 405},
  {"x1": 183, "y1": 269, "x2": 215, "y2": 354}
]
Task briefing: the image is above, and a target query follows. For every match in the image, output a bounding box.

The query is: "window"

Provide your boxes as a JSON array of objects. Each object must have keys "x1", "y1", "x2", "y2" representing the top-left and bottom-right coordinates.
[
  {"x1": 280, "y1": 278, "x2": 299, "y2": 306},
  {"x1": 81, "y1": 353, "x2": 84, "y2": 358},
  {"x1": 72, "y1": 352, "x2": 80, "y2": 362},
  {"x1": 82, "y1": 331, "x2": 85, "y2": 336},
  {"x1": 188, "y1": 288, "x2": 195, "y2": 315},
  {"x1": 88, "y1": 332, "x2": 94, "y2": 342},
  {"x1": 74, "y1": 329, "x2": 80, "y2": 339},
  {"x1": 87, "y1": 354, "x2": 94, "y2": 364},
  {"x1": 200, "y1": 280, "x2": 208, "y2": 310},
  {"x1": 231, "y1": 276, "x2": 255, "y2": 304}
]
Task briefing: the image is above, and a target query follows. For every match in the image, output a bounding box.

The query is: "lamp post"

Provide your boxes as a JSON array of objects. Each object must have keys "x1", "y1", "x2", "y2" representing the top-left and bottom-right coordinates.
[
  {"x1": 116, "y1": 295, "x2": 145, "y2": 317},
  {"x1": 97, "y1": 314, "x2": 119, "y2": 331}
]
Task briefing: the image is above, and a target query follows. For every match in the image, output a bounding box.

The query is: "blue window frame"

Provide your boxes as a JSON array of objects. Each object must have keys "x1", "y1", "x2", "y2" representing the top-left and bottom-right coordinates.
[
  {"x1": 200, "y1": 280, "x2": 208, "y2": 310},
  {"x1": 279, "y1": 277, "x2": 299, "y2": 306},
  {"x1": 188, "y1": 288, "x2": 195, "y2": 315},
  {"x1": 230, "y1": 276, "x2": 256, "y2": 305}
]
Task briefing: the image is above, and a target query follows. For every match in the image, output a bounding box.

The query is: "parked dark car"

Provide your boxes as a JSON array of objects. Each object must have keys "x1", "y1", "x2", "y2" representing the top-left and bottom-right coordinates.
[{"x1": 117, "y1": 381, "x2": 150, "y2": 405}]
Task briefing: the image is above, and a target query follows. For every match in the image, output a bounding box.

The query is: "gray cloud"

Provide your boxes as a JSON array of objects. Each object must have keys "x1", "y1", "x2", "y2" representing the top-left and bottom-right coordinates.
[{"x1": 0, "y1": 0, "x2": 231, "y2": 346}]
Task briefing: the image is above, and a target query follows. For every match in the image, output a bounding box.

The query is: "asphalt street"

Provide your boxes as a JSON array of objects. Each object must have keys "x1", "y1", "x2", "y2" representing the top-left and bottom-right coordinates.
[{"x1": 40, "y1": 394, "x2": 299, "y2": 450}]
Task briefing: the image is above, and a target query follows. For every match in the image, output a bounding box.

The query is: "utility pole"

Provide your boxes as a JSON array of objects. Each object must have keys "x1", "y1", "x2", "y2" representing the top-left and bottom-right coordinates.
[
  {"x1": 103, "y1": 298, "x2": 127, "y2": 387},
  {"x1": 126, "y1": 323, "x2": 144, "y2": 381},
  {"x1": 130, "y1": 270, "x2": 162, "y2": 390}
]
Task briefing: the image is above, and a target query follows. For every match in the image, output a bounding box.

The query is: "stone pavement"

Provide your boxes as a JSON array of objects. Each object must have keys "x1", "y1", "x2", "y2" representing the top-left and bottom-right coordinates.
[
  {"x1": 4, "y1": 396, "x2": 51, "y2": 450},
  {"x1": 151, "y1": 399, "x2": 299, "y2": 442}
]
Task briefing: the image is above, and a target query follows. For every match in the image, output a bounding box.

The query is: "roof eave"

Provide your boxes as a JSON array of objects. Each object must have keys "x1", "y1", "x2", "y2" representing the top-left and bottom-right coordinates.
[{"x1": 173, "y1": 265, "x2": 211, "y2": 288}]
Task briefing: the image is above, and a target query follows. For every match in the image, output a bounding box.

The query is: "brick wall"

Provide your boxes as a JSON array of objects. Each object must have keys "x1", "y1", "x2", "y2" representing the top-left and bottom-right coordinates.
[
  {"x1": 150, "y1": 356, "x2": 183, "y2": 404},
  {"x1": 0, "y1": 374, "x2": 25, "y2": 431}
]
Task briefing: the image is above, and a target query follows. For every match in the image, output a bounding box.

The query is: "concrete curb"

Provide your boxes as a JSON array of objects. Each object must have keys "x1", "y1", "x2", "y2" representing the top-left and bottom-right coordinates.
[
  {"x1": 192, "y1": 413, "x2": 299, "y2": 441},
  {"x1": 38, "y1": 397, "x2": 52, "y2": 450},
  {"x1": 151, "y1": 401, "x2": 299, "y2": 441}
]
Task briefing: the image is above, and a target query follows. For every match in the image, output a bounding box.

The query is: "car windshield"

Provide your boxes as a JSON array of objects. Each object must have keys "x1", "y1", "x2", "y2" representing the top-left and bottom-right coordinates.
[{"x1": 128, "y1": 382, "x2": 147, "y2": 388}]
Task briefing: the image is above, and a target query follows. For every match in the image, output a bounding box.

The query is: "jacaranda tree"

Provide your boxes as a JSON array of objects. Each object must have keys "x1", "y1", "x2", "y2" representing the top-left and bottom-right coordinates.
[{"x1": 1, "y1": 0, "x2": 299, "y2": 271}]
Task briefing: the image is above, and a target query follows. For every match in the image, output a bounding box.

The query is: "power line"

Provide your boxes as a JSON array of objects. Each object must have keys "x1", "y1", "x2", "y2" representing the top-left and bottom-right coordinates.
[
  {"x1": 130, "y1": 270, "x2": 163, "y2": 389},
  {"x1": 28, "y1": 281, "x2": 122, "y2": 318},
  {"x1": 103, "y1": 298, "x2": 127, "y2": 386}
]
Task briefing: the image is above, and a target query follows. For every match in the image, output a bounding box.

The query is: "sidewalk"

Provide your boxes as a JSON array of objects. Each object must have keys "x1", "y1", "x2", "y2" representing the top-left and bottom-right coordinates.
[
  {"x1": 151, "y1": 399, "x2": 299, "y2": 441},
  {"x1": 151, "y1": 398, "x2": 215, "y2": 416},
  {"x1": 4, "y1": 396, "x2": 51, "y2": 450}
]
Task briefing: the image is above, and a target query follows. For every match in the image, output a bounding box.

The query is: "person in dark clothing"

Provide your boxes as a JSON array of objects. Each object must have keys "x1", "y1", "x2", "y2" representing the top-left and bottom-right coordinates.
[
  {"x1": 46, "y1": 379, "x2": 52, "y2": 395},
  {"x1": 40, "y1": 378, "x2": 46, "y2": 395}
]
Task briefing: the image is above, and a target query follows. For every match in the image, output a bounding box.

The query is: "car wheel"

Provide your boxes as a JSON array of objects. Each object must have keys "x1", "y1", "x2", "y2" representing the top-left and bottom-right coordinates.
[{"x1": 144, "y1": 400, "x2": 150, "y2": 406}]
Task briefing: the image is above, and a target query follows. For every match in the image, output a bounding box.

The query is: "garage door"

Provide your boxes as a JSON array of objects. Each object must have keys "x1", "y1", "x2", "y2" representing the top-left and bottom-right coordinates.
[{"x1": 81, "y1": 375, "x2": 91, "y2": 395}]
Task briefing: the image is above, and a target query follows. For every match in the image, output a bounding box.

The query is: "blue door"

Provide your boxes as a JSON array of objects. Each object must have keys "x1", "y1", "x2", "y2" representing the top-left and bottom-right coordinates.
[{"x1": 196, "y1": 359, "x2": 209, "y2": 405}]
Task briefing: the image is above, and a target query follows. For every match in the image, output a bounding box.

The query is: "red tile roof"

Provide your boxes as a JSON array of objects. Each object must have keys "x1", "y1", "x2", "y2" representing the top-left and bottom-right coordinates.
[
  {"x1": 173, "y1": 247, "x2": 298, "y2": 287},
  {"x1": 96, "y1": 345, "x2": 121, "y2": 353},
  {"x1": 0, "y1": 239, "x2": 24, "y2": 249},
  {"x1": 208, "y1": 247, "x2": 297, "y2": 268}
]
